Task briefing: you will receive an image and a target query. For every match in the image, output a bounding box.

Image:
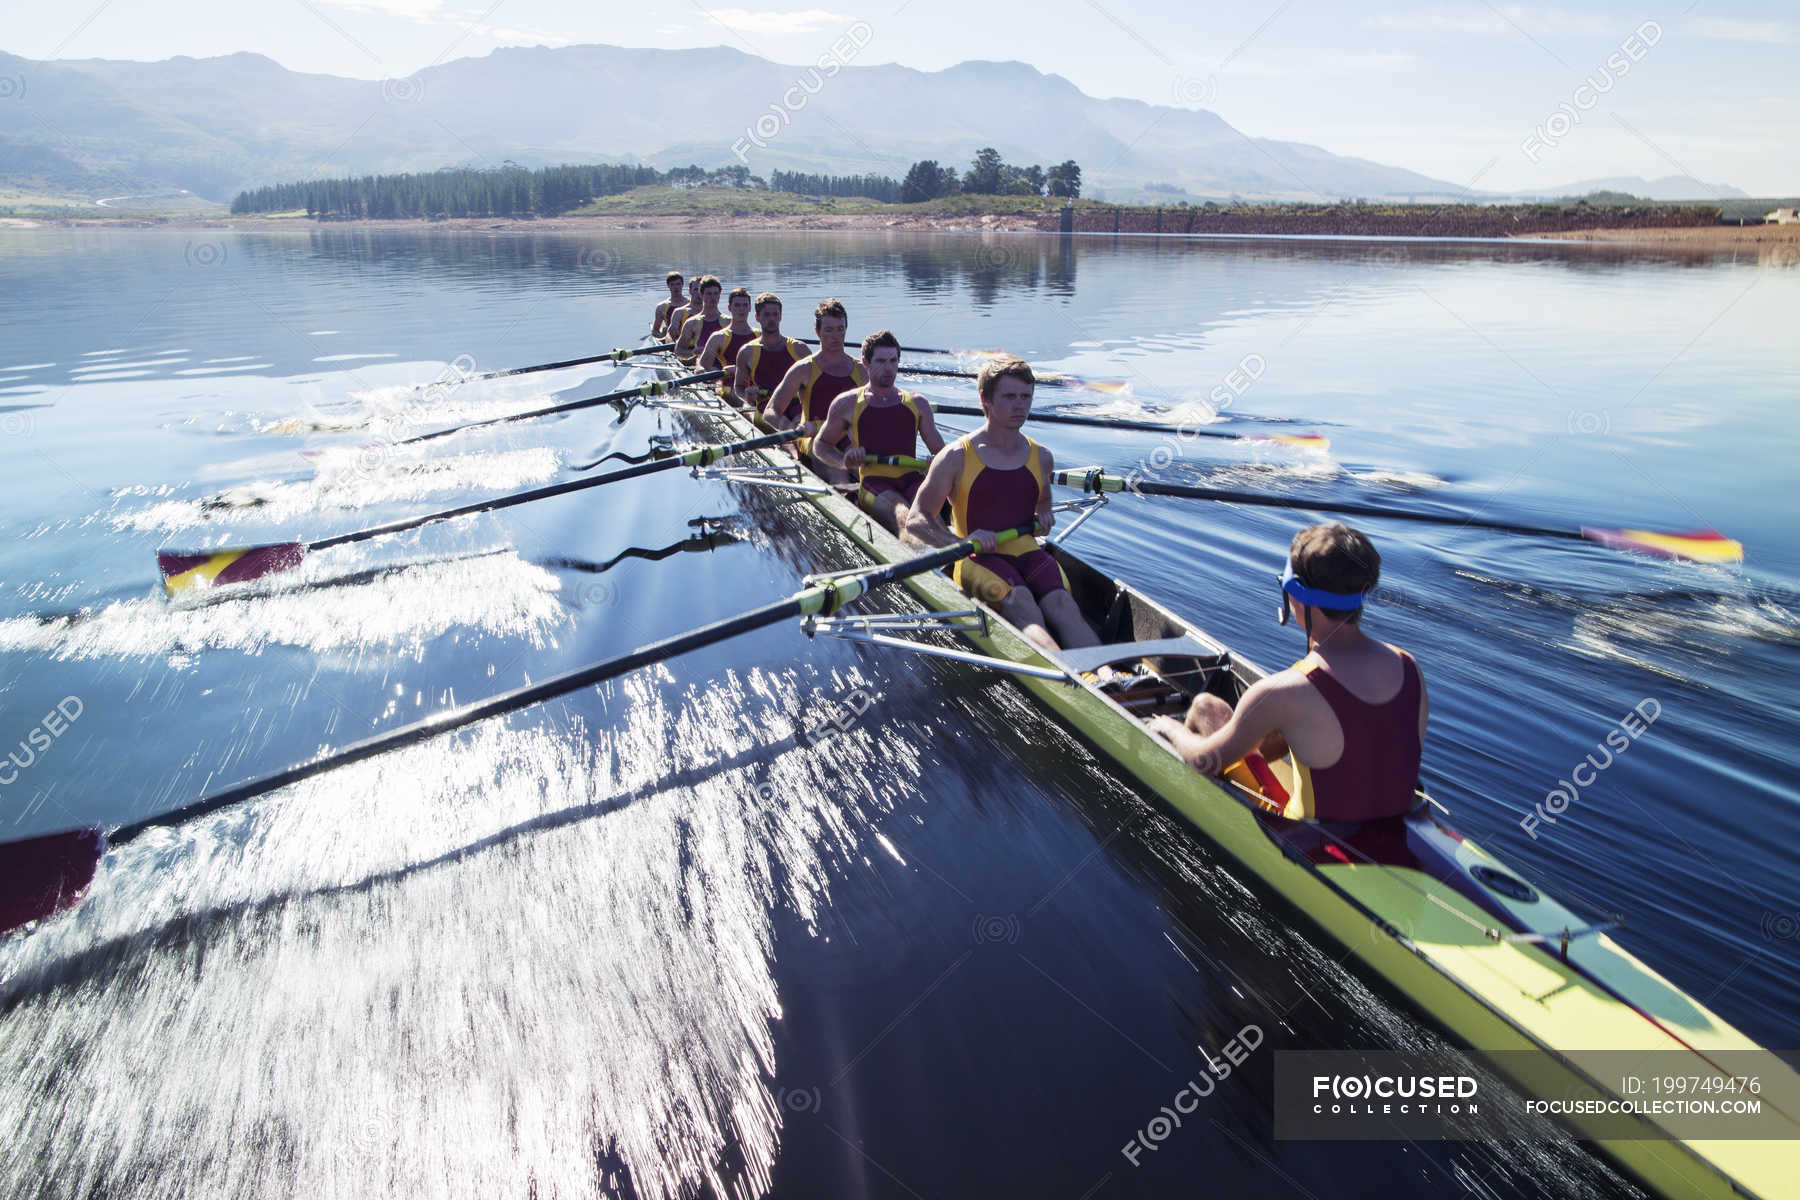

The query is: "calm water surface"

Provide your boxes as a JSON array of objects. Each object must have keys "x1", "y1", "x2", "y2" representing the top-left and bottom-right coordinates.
[{"x1": 1, "y1": 227, "x2": 1795, "y2": 1199}]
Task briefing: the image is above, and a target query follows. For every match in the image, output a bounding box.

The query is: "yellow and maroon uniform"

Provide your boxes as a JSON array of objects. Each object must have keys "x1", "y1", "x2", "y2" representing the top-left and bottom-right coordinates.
[
  {"x1": 1285, "y1": 652, "x2": 1423, "y2": 822},
  {"x1": 947, "y1": 434, "x2": 1067, "y2": 604},
  {"x1": 746, "y1": 336, "x2": 807, "y2": 407},
  {"x1": 849, "y1": 388, "x2": 929, "y2": 507},
  {"x1": 783, "y1": 356, "x2": 867, "y2": 425}
]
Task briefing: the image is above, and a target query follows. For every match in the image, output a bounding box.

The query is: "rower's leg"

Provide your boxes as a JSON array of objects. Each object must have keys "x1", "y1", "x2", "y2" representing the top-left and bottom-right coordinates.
[
  {"x1": 1185, "y1": 692, "x2": 1232, "y2": 734},
  {"x1": 997, "y1": 589, "x2": 1060, "y2": 652},
  {"x1": 864, "y1": 490, "x2": 905, "y2": 534},
  {"x1": 1039, "y1": 589, "x2": 1100, "y2": 649},
  {"x1": 1186, "y1": 691, "x2": 1288, "y2": 760}
]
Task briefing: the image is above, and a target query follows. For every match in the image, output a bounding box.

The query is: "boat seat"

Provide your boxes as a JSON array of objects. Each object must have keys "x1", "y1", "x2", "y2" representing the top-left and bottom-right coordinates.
[{"x1": 1057, "y1": 635, "x2": 1220, "y2": 675}]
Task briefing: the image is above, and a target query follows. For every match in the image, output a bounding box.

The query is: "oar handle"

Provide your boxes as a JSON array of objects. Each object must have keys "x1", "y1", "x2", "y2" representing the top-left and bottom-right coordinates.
[
  {"x1": 114, "y1": 524, "x2": 1010, "y2": 845},
  {"x1": 311, "y1": 427, "x2": 799, "y2": 551},
  {"x1": 863, "y1": 454, "x2": 931, "y2": 469}
]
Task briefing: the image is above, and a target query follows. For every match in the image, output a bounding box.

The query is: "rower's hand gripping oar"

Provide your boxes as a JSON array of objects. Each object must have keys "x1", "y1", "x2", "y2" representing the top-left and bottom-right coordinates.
[
  {"x1": 7, "y1": 525, "x2": 1032, "y2": 936},
  {"x1": 924, "y1": 400, "x2": 1326, "y2": 449},
  {"x1": 158, "y1": 426, "x2": 796, "y2": 594},
  {"x1": 1054, "y1": 468, "x2": 1744, "y2": 563}
]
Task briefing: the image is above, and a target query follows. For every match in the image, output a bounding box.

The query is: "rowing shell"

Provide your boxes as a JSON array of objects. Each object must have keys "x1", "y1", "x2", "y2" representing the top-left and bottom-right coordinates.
[{"x1": 647, "y1": 366, "x2": 1798, "y2": 1200}]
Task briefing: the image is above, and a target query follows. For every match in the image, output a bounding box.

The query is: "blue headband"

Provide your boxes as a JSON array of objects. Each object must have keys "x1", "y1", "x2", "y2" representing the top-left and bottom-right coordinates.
[{"x1": 1279, "y1": 560, "x2": 1367, "y2": 611}]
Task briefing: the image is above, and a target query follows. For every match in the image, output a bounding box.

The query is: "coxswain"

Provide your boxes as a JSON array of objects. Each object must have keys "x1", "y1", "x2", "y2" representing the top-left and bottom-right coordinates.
[
  {"x1": 673, "y1": 275, "x2": 724, "y2": 365},
  {"x1": 902, "y1": 355, "x2": 1099, "y2": 653},
  {"x1": 812, "y1": 329, "x2": 946, "y2": 532},
  {"x1": 733, "y1": 292, "x2": 808, "y2": 414},
  {"x1": 699, "y1": 287, "x2": 756, "y2": 398},
  {"x1": 651, "y1": 270, "x2": 684, "y2": 340},
  {"x1": 1147, "y1": 522, "x2": 1428, "y2": 823},
  {"x1": 761, "y1": 298, "x2": 866, "y2": 434}
]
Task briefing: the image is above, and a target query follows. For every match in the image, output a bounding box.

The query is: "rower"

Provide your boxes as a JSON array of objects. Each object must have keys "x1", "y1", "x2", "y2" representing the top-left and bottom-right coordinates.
[
  {"x1": 1147, "y1": 522, "x2": 1429, "y2": 824},
  {"x1": 651, "y1": 270, "x2": 684, "y2": 340},
  {"x1": 733, "y1": 291, "x2": 807, "y2": 415},
  {"x1": 665, "y1": 275, "x2": 704, "y2": 360},
  {"x1": 673, "y1": 275, "x2": 725, "y2": 365},
  {"x1": 902, "y1": 355, "x2": 1099, "y2": 653},
  {"x1": 812, "y1": 330, "x2": 946, "y2": 532},
  {"x1": 699, "y1": 286, "x2": 756, "y2": 398},
  {"x1": 761, "y1": 298, "x2": 866, "y2": 434}
]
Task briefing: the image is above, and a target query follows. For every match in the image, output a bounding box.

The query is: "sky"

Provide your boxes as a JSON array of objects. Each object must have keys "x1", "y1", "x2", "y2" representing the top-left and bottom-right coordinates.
[{"x1": 3, "y1": 0, "x2": 1796, "y2": 194}]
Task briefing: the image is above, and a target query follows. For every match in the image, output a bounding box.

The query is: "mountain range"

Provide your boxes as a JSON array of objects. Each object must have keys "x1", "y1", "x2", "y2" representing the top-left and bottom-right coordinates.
[{"x1": 0, "y1": 44, "x2": 1744, "y2": 207}]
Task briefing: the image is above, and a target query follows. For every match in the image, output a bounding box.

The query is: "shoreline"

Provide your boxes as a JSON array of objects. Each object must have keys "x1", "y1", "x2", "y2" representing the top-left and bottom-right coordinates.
[{"x1": 5, "y1": 211, "x2": 1797, "y2": 251}]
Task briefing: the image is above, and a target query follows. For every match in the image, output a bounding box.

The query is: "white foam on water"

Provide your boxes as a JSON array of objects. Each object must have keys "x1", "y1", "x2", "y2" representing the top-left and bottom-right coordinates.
[
  {"x1": 109, "y1": 445, "x2": 563, "y2": 532},
  {"x1": 1, "y1": 362, "x2": 55, "y2": 371},
  {"x1": 175, "y1": 365, "x2": 276, "y2": 377},
  {"x1": 0, "y1": 550, "x2": 567, "y2": 661},
  {"x1": 313, "y1": 353, "x2": 399, "y2": 362}
]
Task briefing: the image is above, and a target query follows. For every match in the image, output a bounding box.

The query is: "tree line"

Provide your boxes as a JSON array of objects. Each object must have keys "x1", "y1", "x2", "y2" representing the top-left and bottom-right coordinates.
[{"x1": 230, "y1": 150, "x2": 1082, "y2": 218}]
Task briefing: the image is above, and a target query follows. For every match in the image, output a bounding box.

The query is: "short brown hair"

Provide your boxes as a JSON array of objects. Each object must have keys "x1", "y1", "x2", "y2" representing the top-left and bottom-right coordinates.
[
  {"x1": 814, "y1": 298, "x2": 847, "y2": 328},
  {"x1": 665, "y1": 270, "x2": 683, "y2": 285},
  {"x1": 754, "y1": 291, "x2": 782, "y2": 314},
  {"x1": 860, "y1": 329, "x2": 901, "y2": 359},
  {"x1": 977, "y1": 354, "x2": 1036, "y2": 401},
  {"x1": 698, "y1": 274, "x2": 722, "y2": 295},
  {"x1": 1290, "y1": 522, "x2": 1379, "y2": 621},
  {"x1": 727, "y1": 285, "x2": 751, "y2": 303}
]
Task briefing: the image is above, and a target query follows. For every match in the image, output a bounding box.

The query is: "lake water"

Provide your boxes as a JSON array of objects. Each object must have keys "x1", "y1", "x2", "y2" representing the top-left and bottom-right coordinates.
[{"x1": 1, "y1": 226, "x2": 1796, "y2": 1199}]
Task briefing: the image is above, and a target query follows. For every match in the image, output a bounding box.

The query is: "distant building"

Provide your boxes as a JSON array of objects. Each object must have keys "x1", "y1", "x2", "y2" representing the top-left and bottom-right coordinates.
[{"x1": 1766, "y1": 208, "x2": 1799, "y2": 224}]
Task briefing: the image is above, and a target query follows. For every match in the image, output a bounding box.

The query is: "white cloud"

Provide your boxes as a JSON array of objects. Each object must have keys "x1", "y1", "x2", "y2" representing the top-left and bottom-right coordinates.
[
  {"x1": 1367, "y1": 7, "x2": 1617, "y2": 37},
  {"x1": 705, "y1": 8, "x2": 855, "y2": 35},
  {"x1": 1690, "y1": 17, "x2": 1798, "y2": 45},
  {"x1": 324, "y1": 0, "x2": 447, "y2": 18}
]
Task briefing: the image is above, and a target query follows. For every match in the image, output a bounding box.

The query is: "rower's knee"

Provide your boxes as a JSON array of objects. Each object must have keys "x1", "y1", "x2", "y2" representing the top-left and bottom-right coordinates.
[{"x1": 1186, "y1": 692, "x2": 1232, "y2": 736}]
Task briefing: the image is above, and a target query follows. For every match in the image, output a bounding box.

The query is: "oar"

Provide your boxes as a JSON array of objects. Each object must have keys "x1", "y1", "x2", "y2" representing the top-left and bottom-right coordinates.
[
  {"x1": 429, "y1": 343, "x2": 675, "y2": 388},
  {"x1": 157, "y1": 428, "x2": 800, "y2": 595},
  {"x1": 390, "y1": 370, "x2": 724, "y2": 448},
  {"x1": 1054, "y1": 468, "x2": 1744, "y2": 563},
  {"x1": 899, "y1": 364, "x2": 1131, "y2": 393},
  {"x1": 3, "y1": 525, "x2": 1033, "y2": 936},
  {"x1": 927, "y1": 401, "x2": 1327, "y2": 449},
  {"x1": 799, "y1": 337, "x2": 966, "y2": 356}
]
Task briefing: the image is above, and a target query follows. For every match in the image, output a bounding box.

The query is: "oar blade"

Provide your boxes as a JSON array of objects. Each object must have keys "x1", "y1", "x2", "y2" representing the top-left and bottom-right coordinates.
[
  {"x1": 0, "y1": 825, "x2": 106, "y2": 936},
  {"x1": 159, "y1": 542, "x2": 308, "y2": 595},
  {"x1": 1578, "y1": 526, "x2": 1744, "y2": 564},
  {"x1": 1255, "y1": 433, "x2": 1330, "y2": 450}
]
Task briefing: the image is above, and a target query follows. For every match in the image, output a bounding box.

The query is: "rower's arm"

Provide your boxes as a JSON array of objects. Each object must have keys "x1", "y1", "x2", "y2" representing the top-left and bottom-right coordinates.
[
  {"x1": 675, "y1": 318, "x2": 699, "y2": 357},
  {"x1": 1035, "y1": 444, "x2": 1056, "y2": 537},
  {"x1": 762, "y1": 361, "x2": 806, "y2": 430},
  {"x1": 901, "y1": 445, "x2": 964, "y2": 548},
  {"x1": 813, "y1": 393, "x2": 857, "y2": 470},
  {"x1": 1152, "y1": 679, "x2": 1287, "y2": 774},
  {"x1": 917, "y1": 403, "x2": 947, "y2": 455},
  {"x1": 699, "y1": 330, "x2": 726, "y2": 372},
  {"x1": 734, "y1": 341, "x2": 756, "y2": 408},
  {"x1": 652, "y1": 302, "x2": 667, "y2": 336}
]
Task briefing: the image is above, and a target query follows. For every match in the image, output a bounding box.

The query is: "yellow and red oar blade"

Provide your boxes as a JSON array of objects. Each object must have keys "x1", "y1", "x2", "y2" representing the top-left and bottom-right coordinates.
[
  {"x1": 1071, "y1": 378, "x2": 1130, "y2": 394},
  {"x1": 158, "y1": 543, "x2": 308, "y2": 595},
  {"x1": 1253, "y1": 433, "x2": 1330, "y2": 450},
  {"x1": 0, "y1": 825, "x2": 105, "y2": 935},
  {"x1": 1578, "y1": 526, "x2": 1744, "y2": 564}
]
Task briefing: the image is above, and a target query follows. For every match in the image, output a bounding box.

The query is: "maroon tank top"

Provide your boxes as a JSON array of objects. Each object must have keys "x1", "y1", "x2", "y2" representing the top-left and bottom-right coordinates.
[
  {"x1": 752, "y1": 338, "x2": 801, "y2": 395},
  {"x1": 1301, "y1": 651, "x2": 1422, "y2": 822},
  {"x1": 854, "y1": 392, "x2": 920, "y2": 456},
  {"x1": 802, "y1": 366, "x2": 858, "y2": 424}
]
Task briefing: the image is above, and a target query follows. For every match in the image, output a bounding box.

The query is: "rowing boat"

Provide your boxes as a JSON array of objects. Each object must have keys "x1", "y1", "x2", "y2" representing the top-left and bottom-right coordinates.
[{"x1": 647, "y1": 363, "x2": 1798, "y2": 1200}]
